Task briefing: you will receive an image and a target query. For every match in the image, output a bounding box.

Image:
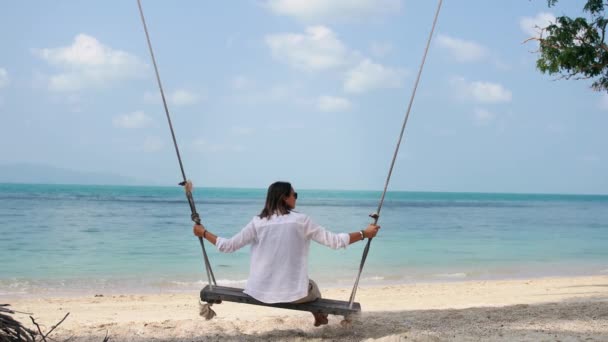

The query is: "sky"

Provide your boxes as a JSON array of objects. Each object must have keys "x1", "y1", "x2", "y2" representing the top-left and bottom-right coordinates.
[{"x1": 0, "y1": 1, "x2": 606, "y2": 194}]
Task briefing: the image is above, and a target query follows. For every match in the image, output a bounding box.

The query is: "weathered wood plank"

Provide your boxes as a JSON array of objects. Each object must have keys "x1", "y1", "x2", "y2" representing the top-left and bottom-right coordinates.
[{"x1": 200, "y1": 285, "x2": 361, "y2": 316}]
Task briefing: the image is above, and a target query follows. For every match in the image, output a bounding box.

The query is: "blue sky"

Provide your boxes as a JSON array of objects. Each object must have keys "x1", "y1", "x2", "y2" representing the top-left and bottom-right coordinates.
[{"x1": 0, "y1": 1, "x2": 606, "y2": 194}]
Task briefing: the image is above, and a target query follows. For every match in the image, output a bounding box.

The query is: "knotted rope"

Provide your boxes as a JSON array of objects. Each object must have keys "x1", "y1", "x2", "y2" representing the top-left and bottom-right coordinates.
[{"x1": 136, "y1": 0, "x2": 217, "y2": 289}]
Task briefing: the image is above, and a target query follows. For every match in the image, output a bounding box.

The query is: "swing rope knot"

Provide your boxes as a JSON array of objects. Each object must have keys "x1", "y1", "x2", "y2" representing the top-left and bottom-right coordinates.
[
  {"x1": 199, "y1": 300, "x2": 216, "y2": 320},
  {"x1": 191, "y1": 212, "x2": 201, "y2": 223}
]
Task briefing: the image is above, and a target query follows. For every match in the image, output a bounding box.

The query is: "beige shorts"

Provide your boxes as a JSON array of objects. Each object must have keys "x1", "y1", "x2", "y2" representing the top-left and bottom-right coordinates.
[{"x1": 292, "y1": 279, "x2": 321, "y2": 304}]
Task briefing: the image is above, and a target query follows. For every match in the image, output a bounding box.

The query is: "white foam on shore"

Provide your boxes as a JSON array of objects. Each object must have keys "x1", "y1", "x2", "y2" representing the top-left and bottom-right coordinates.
[
  {"x1": 433, "y1": 272, "x2": 468, "y2": 279},
  {"x1": 0, "y1": 290, "x2": 27, "y2": 296},
  {"x1": 217, "y1": 279, "x2": 248, "y2": 286},
  {"x1": 167, "y1": 280, "x2": 205, "y2": 287},
  {"x1": 168, "y1": 279, "x2": 247, "y2": 287}
]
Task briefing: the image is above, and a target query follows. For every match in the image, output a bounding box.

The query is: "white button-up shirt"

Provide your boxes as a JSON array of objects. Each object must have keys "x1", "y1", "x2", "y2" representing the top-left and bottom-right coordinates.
[{"x1": 215, "y1": 211, "x2": 350, "y2": 303}]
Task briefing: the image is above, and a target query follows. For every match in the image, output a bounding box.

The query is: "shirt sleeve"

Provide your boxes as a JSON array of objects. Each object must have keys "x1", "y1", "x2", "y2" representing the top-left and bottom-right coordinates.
[
  {"x1": 216, "y1": 219, "x2": 257, "y2": 253},
  {"x1": 302, "y1": 215, "x2": 349, "y2": 249}
]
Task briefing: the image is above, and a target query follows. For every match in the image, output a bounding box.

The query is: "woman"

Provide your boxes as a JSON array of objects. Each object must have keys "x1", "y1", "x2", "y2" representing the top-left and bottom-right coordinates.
[{"x1": 188, "y1": 181, "x2": 380, "y2": 326}]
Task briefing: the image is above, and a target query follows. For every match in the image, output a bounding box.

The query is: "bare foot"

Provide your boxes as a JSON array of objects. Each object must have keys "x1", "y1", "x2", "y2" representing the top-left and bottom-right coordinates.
[{"x1": 313, "y1": 312, "x2": 328, "y2": 327}]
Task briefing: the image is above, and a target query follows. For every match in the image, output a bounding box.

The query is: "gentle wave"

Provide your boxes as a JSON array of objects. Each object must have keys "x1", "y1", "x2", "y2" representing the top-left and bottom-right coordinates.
[
  {"x1": 433, "y1": 273, "x2": 468, "y2": 279},
  {"x1": 166, "y1": 279, "x2": 247, "y2": 287},
  {"x1": 1, "y1": 193, "x2": 536, "y2": 209},
  {"x1": 0, "y1": 277, "x2": 251, "y2": 297}
]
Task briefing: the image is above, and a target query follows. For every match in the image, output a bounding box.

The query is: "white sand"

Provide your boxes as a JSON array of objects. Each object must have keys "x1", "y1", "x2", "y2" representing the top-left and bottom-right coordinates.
[{"x1": 7, "y1": 275, "x2": 608, "y2": 341}]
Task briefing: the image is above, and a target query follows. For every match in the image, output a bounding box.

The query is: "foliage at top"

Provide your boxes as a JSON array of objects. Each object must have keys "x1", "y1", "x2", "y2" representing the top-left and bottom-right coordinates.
[{"x1": 535, "y1": 0, "x2": 608, "y2": 91}]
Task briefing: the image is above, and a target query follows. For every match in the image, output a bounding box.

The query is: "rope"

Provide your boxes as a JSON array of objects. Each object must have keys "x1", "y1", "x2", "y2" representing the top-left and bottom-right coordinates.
[
  {"x1": 136, "y1": 0, "x2": 216, "y2": 287},
  {"x1": 348, "y1": 0, "x2": 443, "y2": 308}
]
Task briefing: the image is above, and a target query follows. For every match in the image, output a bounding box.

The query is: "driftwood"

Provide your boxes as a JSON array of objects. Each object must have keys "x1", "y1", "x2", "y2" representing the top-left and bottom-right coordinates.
[
  {"x1": 0, "y1": 304, "x2": 36, "y2": 342},
  {"x1": 0, "y1": 304, "x2": 71, "y2": 342}
]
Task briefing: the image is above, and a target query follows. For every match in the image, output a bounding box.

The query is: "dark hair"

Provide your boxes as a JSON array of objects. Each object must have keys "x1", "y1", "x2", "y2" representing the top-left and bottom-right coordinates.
[{"x1": 259, "y1": 181, "x2": 293, "y2": 219}]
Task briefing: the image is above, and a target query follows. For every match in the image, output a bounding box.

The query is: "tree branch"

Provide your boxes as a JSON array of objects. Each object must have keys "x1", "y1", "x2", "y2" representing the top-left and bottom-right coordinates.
[
  {"x1": 29, "y1": 316, "x2": 47, "y2": 342},
  {"x1": 42, "y1": 313, "x2": 69, "y2": 340}
]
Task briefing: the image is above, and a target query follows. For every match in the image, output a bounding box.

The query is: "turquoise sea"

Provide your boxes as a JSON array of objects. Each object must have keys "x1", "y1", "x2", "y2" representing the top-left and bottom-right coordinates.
[{"x1": 1, "y1": 183, "x2": 607, "y2": 298}]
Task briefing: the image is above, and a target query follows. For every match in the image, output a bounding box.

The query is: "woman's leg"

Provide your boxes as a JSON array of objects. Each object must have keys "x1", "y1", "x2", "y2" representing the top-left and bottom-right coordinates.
[{"x1": 292, "y1": 280, "x2": 328, "y2": 326}]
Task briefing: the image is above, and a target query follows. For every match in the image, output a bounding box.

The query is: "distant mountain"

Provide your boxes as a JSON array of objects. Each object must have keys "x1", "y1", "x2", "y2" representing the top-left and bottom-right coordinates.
[{"x1": 0, "y1": 163, "x2": 143, "y2": 186}]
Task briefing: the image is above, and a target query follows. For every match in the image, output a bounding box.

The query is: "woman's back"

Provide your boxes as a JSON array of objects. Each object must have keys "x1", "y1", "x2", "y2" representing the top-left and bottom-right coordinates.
[
  {"x1": 246, "y1": 212, "x2": 312, "y2": 303},
  {"x1": 216, "y1": 211, "x2": 349, "y2": 303}
]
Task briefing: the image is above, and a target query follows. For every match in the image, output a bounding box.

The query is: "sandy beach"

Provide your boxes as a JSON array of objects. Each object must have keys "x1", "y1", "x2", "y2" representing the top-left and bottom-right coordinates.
[{"x1": 5, "y1": 275, "x2": 607, "y2": 341}]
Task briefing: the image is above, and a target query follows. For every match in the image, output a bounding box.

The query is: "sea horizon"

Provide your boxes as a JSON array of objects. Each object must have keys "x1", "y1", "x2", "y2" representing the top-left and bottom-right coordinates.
[{"x1": 2, "y1": 181, "x2": 607, "y2": 197}]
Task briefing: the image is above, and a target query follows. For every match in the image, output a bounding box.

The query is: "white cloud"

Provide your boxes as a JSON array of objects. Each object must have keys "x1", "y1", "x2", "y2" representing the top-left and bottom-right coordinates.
[
  {"x1": 473, "y1": 108, "x2": 496, "y2": 124},
  {"x1": 232, "y1": 83, "x2": 303, "y2": 105},
  {"x1": 493, "y1": 59, "x2": 512, "y2": 71},
  {"x1": 265, "y1": 26, "x2": 405, "y2": 94},
  {"x1": 469, "y1": 82, "x2": 512, "y2": 103},
  {"x1": 265, "y1": 26, "x2": 351, "y2": 71},
  {"x1": 231, "y1": 75, "x2": 254, "y2": 90},
  {"x1": 265, "y1": 26, "x2": 405, "y2": 95},
  {"x1": 318, "y1": 95, "x2": 352, "y2": 112},
  {"x1": 231, "y1": 126, "x2": 255, "y2": 135},
  {"x1": 193, "y1": 138, "x2": 244, "y2": 153},
  {"x1": 142, "y1": 136, "x2": 164, "y2": 152},
  {"x1": 34, "y1": 34, "x2": 147, "y2": 92},
  {"x1": 63, "y1": 94, "x2": 83, "y2": 113},
  {"x1": 370, "y1": 42, "x2": 393, "y2": 57},
  {"x1": 581, "y1": 154, "x2": 600, "y2": 163},
  {"x1": 0, "y1": 68, "x2": 9, "y2": 88},
  {"x1": 225, "y1": 33, "x2": 240, "y2": 48},
  {"x1": 265, "y1": 0, "x2": 401, "y2": 21},
  {"x1": 267, "y1": 122, "x2": 305, "y2": 132},
  {"x1": 599, "y1": 93, "x2": 608, "y2": 110},
  {"x1": 451, "y1": 77, "x2": 512, "y2": 103},
  {"x1": 113, "y1": 110, "x2": 152, "y2": 128},
  {"x1": 170, "y1": 89, "x2": 200, "y2": 106},
  {"x1": 547, "y1": 122, "x2": 565, "y2": 133},
  {"x1": 520, "y1": 12, "x2": 556, "y2": 37},
  {"x1": 432, "y1": 128, "x2": 457, "y2": 137},
  {"x1": 436, "y1": 34, "x2": 488, "y2": 63},
  {"x1": 264, "y1": 85, "x2": 293, "y2": 102},
  {"x1": 143, "y1": 91, "x2": 159, "y2": 104},
  {"x1": 344, "y1": 59, "x2": 406, "y2": 93},
  {"x1": 143, "y1": 89, "x2": 202, "y2": 106}
]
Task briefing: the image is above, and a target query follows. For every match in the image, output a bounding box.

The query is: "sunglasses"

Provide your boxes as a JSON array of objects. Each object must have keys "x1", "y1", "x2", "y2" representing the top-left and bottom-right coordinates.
[{"x1": 293, "y1": 192, "x2": 298, "y2": 200}]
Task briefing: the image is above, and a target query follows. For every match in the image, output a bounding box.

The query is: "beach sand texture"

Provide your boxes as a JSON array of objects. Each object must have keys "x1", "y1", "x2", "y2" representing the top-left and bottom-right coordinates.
[{"x1": 8, "y1": 275, "x2": 608, "y2": 341}]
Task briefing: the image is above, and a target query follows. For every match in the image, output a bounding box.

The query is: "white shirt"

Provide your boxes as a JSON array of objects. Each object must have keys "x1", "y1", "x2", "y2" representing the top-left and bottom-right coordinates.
[{"x1": 215, "y1": 211, "x2": 350, "y2": 303}]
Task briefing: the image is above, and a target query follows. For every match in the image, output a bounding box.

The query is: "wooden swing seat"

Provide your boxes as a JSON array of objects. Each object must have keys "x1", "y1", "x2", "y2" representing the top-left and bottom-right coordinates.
[{"x1": 200, "y1": 285, "x2": 361, "y2": 316}]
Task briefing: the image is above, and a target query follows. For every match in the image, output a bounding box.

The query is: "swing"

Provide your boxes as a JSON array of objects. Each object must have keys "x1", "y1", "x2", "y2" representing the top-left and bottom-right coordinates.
[
  {"x1": 135, "y1": 0, "x2": 443, "y2": 322},
  {"x1": 200, "y1": 285, "x2": 361, "y2": 317}
]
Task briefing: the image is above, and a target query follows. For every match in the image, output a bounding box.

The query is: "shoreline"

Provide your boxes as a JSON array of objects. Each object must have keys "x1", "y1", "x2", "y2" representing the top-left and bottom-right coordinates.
[
  {"x1": 3, "y1": 267, "x2": 608, "y2": 300},
  {"x1": 6, "y1": 275, "x2": 608, "y2": 341}
]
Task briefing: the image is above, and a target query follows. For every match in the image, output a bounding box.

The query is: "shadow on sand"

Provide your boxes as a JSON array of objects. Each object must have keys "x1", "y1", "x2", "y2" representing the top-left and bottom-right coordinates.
[{"x1": 66, "y1": 295, "x2": 608, "y2": 341}]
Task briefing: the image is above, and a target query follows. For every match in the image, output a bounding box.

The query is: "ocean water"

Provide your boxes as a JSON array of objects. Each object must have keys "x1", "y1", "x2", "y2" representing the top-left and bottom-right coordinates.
[{"x1": 1, "y1": 183, "x2": 607, "y2": 298}]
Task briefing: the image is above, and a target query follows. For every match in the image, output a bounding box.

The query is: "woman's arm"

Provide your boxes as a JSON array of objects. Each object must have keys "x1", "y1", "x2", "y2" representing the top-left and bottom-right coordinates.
[
  {"x1": 187, "y1": 180, "x2": 238, "y2": 249},
  {"x1": 347, "y1": 224, "x2": 381, "y2": 244},
  {"x1": 186, "y1": 181, "x2": 218, "y2": 243},
  {"x1": 305, "y1": 215, "x2": 381, "y2": 248},
  {"x1": 193, "y1": 221, "x2": 256, "y2": 253},
  {"x1": 193, "y1": 224, "x2": 217, "y2": 245}
]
